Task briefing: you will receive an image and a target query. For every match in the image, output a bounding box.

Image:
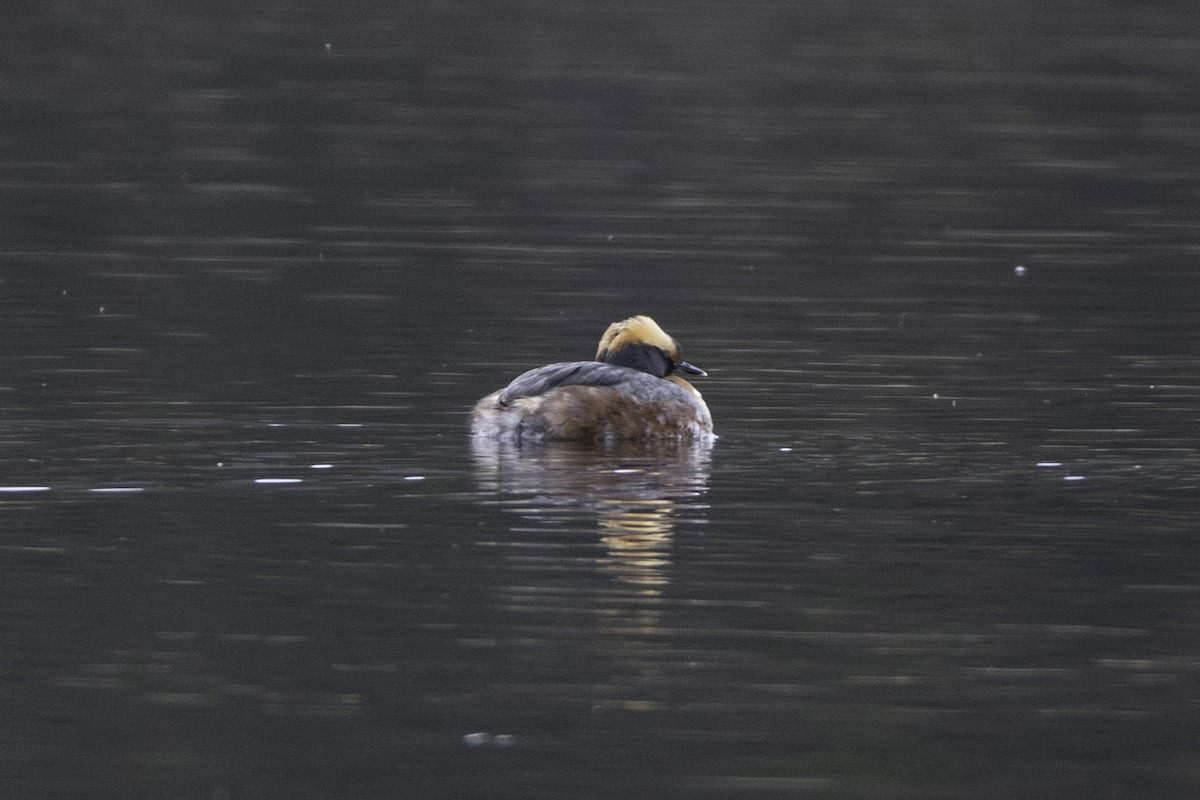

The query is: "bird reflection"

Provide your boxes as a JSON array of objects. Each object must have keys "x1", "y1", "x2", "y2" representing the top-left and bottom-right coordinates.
[
  {"x1": 470, "y1": 440, "x2": 713, "y2": 713},
  {"x1": 470, "y1": 438, "x2": 712, "y2": 593},
  {"x1": 596, "y1": 499, "x2": 675, "y2": 589}
]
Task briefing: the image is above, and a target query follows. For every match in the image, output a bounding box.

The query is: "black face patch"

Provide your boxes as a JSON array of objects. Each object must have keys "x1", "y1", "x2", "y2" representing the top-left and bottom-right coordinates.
[{"x1": 602, "y1": 343, "x2": 672, "y2": 377}]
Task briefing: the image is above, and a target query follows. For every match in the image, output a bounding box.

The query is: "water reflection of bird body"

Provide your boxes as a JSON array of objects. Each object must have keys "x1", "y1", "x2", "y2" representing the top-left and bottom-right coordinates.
[
  {"x1": 470, "y1": 439, "x2": 712, "y2": 591},
  {"x1": 471, "y1": 316, "x2": 714, "y2": 443}
]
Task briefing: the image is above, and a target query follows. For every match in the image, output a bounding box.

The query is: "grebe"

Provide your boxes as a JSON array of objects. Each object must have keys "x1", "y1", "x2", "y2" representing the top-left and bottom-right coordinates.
[{"x1": 470, "y1": 315, "x2": 714, "y2": 443}]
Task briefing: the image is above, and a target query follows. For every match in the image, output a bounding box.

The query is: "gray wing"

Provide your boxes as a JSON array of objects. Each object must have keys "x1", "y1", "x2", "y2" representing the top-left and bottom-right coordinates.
[{"x1": 497, "y1": 361, "x2": 637, "y2": 404}]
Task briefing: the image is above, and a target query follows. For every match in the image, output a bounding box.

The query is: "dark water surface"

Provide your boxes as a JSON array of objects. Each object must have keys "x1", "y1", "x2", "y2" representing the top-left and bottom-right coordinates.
[{"x1": 4, "y1": 2, "x2": 1200, "y2": 798}]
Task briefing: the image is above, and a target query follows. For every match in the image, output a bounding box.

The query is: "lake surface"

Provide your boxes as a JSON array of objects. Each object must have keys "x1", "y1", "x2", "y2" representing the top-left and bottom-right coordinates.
[{"x1": 3, "y1": 2, "x2": 1199, "y2": 798}]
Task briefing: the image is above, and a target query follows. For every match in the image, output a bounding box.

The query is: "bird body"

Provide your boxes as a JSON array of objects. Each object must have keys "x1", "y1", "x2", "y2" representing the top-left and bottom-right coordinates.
[{"x1": 471, "y1": 316, "x2": 714, "y2": 443}]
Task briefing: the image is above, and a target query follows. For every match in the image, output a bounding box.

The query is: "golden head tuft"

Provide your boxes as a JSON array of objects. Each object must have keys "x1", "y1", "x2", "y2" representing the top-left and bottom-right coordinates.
[{"x1": 595, "y1": 315, "x2": 680, "y2": 362}]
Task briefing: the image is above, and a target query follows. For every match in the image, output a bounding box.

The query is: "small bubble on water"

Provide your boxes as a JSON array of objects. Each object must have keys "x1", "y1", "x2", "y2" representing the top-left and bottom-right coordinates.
[{"x1": 1014, "y1": 265, "x2": 1026, "y2": 276}]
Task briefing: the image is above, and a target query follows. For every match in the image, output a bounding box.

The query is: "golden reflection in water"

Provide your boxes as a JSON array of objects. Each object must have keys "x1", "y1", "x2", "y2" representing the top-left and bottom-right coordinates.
[
  {"x1": 597, "y1": 499, "x2": 675, "y2": 589},
  {"x1": 470, "y1": 438, "x2": 712, "y2": 594}
]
